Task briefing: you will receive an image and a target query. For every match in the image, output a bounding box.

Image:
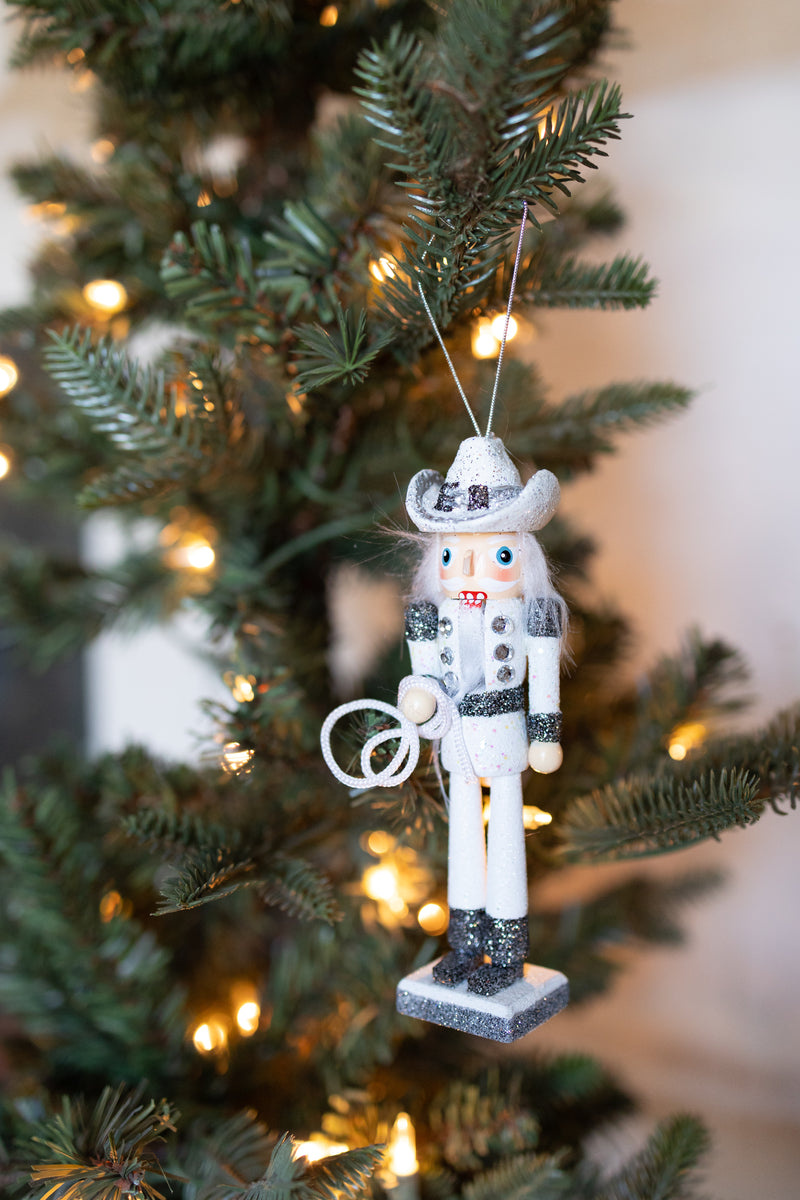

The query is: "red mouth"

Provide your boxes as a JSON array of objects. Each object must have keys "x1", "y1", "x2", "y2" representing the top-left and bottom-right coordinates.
[{"x1": 459, "y1": 590, "x2": 487, "y2": 608}]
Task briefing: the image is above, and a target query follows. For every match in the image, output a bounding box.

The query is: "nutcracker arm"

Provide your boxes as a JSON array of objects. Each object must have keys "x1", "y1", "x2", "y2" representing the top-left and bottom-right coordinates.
[{"x1": 526, "y1": 597, "x2": 564, "y2": 775}]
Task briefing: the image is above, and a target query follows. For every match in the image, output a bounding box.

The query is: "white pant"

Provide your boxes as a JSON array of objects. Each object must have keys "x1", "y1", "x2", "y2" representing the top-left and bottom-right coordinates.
[{"x1": 446, "y1": 772, "x2": 527, "y2": 919}]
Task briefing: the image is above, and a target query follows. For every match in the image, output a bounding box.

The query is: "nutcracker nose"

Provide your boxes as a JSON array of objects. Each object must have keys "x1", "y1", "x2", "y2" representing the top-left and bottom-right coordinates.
[{"x1": 462, "y1": 549, "x2": 474, "y2": 576}]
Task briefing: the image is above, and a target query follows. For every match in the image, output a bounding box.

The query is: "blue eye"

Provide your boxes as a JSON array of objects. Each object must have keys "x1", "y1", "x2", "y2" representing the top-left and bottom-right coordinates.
[
  {"x1": 441, "y1": 547, "x2": 452, "y2": 566},
  {"x1": 496, "y1": 546, "x2": 515, "y2": 566}
]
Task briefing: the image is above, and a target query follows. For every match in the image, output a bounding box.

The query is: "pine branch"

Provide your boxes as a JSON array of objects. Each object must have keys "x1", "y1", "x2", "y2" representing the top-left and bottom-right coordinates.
[
  {"x1": 623, "y1": 632, "x2": 750, "y2": 773},
  {"x1": 304, "y1": 1143, "x2": 386, "y2": 1199},
  {"x1": 532, "y1": 254, "x2": 656, "y2": 309},
  {"x1": 154, "y1": 848, "x2": 259, "y2": 913},
  {"x1": 292, "y1": 306, "x2": 393, "y2": 391},
  {"x1": 0, "y1": 768, "x2": 180, "y2": 1077},
  {"x1": 183, "y1": 1110, "x2": 277, "y2": 1200},
  {"x1": 123, "y1": 806, "x2": 240, "y2": 857},
  {"x1": 23, "y1": 1085, "x2": 178, "y2": 1200},
  {"x1": 44, "y1": 329, "x2": 244, "y2": 507},
  {"x1": 429, "y1": 1075, "x2": 541, "y2": 1173},
  {"x1": 0, "y1": 540, "x2": 185, "y2": 670},
  {"x1": 519, "y1": 380, "x2": 693, "y2": 468},
  {"x1": 557, "y1": 767, "x2": 763, "y2": 862},
  {"x1": 461, "y1": 1152, "x2": 569, "y2": 1200},
  {"x1": 703, "y1": 704, "x2": 800, "y2": 813},
  {"x1": 592, "y1": 1114, "x2": 710, "y2": 1200},
  {"x1": 155, "y1": 849, "x2": 341, "y2": 924},
  {"x1": 196, "y1": 1132, "x2": 383, "y2": 1200},
  {"x1": 161, "y1": 222, "x2": 276, "y2": 342},
  {"x1": 256, "y1": 855, "x2": 342, "y2": 924}
]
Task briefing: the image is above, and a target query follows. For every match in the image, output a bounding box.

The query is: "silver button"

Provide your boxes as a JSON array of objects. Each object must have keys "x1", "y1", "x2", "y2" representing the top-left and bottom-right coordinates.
[
  {"x1": 494, "y1": 643, "x2": 513, "y2": 661},
  {"x1": 496, "y1": 666, "x2": 515, "y2": 683},
  {"x1": 438, "y1": 617, "x2": 453, "y2": 636},
  {"x1": 442, "y1": 671, "x2": 459, "y2": 695},
  {"x1": 491, "y1": 615, "x2": 513, "y2": 634},
  {"x1": 440, "y1": 648, "x2": 453, "y2": 665}
]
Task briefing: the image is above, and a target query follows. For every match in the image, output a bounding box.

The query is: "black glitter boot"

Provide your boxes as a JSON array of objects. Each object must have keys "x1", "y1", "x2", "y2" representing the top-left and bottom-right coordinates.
[
  {"x1": 432, "y1": 908, "x2": 486, "y2": 986},
  {"x1": 467, "y1": 916, "x2": 528, "y2": 996}
]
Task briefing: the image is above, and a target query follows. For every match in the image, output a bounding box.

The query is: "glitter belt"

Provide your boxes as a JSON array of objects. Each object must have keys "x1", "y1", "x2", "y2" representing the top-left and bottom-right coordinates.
[{"x1": 458, "y1": 684, "x2": 525, "y2": 718}]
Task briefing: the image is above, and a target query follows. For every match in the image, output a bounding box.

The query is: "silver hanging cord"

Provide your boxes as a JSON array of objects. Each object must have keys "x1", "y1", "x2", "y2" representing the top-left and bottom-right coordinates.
[
  {"x1": 416, "y1": 277, "x2": 482, "y2": 438},
  {"x1": 416, "y1": 200, "x2": 528, "y2": 440},
  {"x1": 486, "y1": 200, "x2": 528, "y2": 437}
]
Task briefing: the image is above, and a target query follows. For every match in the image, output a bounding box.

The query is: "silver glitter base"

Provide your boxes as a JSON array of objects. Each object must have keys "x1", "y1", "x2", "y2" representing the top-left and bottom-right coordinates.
[{"x1": 396, "y1": 958, "x2": 568, "y2": 1043}]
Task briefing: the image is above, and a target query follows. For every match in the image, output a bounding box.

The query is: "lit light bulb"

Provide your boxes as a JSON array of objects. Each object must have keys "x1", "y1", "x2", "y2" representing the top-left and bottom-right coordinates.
[
  {"x1": 668, "y1": 721, "x2": 707, "y2": 761},
  {"x1": 294, "y1": 1137, "x2": 349, "y2": 1162},
  {"x1": 522, "y1": 805, "x2": 552, "y2": 830},
  {"x1": 387, "y1": 1113, "x2": 418, "y2": 1178},
  {"x1": 82, "y1": 278, "x2": 128, "y2": 316},
  {"x1": 192, "y1": 1017, "x2": 228, "y2": 1054},
  {"x1": 369, "y1": 256, "x2": 397, "y2": 284},
  {"x1": 471, "y1": 319, "x2": 500, "y2": 359},
  {"x1": 363, "y1": 864, "x2": 400, "y2": 903},
  {"x1": 184, "y1": 542, "x2": 215, "y2": 570},
  {"x1": 489, "y1": 313, "x2": 518, "y2": 342},
  {"x1": 366, "y1": 830, "x2": 395, "y2": 856},
  {"x1": 231, "y1": 674, "x2": 256, "y2": 703},
  {"x1": 0, "y1": 449, "x2": 12, "y2": 480},
  {"x1": 197, "y1": 191, "x2": 212, "y2": 208},
  {"x1": 319, "y1": 5, "x2": 338, "y2": 25},
  {"x1": 99, "y1": 890, "x2": 124, "y2": 922},
  {"x1": 236, "y1": 1000, "x2": 260, "y2": 1035},
  {"x1": 417, "y1": 902, "x2": 448, "y2": 935},
  {"x1": 91, "y1": 138, "x2": 116, "y2": 164},
  {"x1": 221, "y1": 742, "x2": 255, "y2": 775},
  {"x1": 0, "y1": 355, "x2": 19, "y2": 396}
]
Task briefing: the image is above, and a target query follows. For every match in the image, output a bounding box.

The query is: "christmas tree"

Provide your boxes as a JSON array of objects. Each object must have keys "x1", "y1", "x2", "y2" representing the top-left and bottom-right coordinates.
[{"x1": 0, "y1": 1, "x2": 796, "y2": 1197}]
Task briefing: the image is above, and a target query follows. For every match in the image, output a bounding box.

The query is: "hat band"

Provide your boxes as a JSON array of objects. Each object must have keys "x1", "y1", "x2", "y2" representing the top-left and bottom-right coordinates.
[{"x1": 433, "y1": 481, "x2": 521, "y2": 516}]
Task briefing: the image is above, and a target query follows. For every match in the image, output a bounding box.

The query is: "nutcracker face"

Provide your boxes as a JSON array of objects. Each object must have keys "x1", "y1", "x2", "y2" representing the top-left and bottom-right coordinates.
[{"x1": 438, "y1": 531, "x2": 524, "y2": 601}]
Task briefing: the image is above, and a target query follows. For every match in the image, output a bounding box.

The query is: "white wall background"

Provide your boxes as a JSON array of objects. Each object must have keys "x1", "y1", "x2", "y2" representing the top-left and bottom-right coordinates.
[{"x1": 1, "y1": 1, "x2": 799, "y2": 1194}]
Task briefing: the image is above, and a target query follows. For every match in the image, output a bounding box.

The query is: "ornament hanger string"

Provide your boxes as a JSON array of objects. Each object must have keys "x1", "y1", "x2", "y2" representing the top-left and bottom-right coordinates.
[
  {"x1": 416, "y1": 276, "x2": 481, "y2": 438},
  {"x1": 486, "y1": 199, "x2": 527, "y2": 438},
  {"x1": 417, "y1": 201, "x2": 528, "y2": 440}
]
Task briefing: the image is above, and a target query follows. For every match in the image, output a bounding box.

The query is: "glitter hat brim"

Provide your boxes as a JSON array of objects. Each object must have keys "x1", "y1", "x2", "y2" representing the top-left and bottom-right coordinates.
[{"x1": 405, "y1": 467, "x2": 560, "y2": 533}]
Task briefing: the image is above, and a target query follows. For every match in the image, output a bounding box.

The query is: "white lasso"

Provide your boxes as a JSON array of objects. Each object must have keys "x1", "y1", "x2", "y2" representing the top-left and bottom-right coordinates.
[{"x1": 320, "y1": 675, "x2": 474, "y2": 788}]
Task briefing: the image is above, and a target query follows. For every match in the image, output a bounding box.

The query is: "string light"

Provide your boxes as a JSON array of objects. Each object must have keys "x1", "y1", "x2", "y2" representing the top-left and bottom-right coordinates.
[
  {"x1": 192, "y1": 1017, "x2": 228, "y2": 1054},
  {"x1": 365, "y1": 830, "x2": 395, "y2": 856},
  {"x1": 185, "y1": 542, "x2": 215, "y2": 570},
  {"x1": 66, "y1": 46, "x2": 85, "y2": 64},
  {"x1": 369, "y1": 256, "x2": 397, "y2": 284},
  {"x1": 0, "y1": 355, "x2": 19, "y2": 396},
  {"x1": 221, "y1": 742, "x2": 255, "y2": 774},
  {"x1": 668, "y1": 722, "x2": 707, "y2": 761},
  {"x1": 387, "y1": 1113, "x2": 417, "y2": 1178},
  {"x1": 236, "y1": 1000, "x2": 260, "y2": 1035},
  {"x1": 294, "y1": 1136, "x2": 349, "y2": 1162},
  {"x1": 483, "y1": 800, "x2": 552, "y2": 828},
  {"x1": 471, "y1": 318, "x2": 500, "y2": 359},
  {"x1": 91, "y1": 138, "x2": 116, "y2": 164},
  {"x1": 363, "y1": 864, "x2": 404, "y2": 906},
  {"x1": 0, "y1": 449, "x2": 12, "y2": 480},
  {"x1": 319, "y1": 5, "x2": 338, "y2": 25},
  {"x1": 197, "y1": 191, "x2": 212, "y2": 208},
  {"x1": 82, "y1": 278, "x2": 128, "y2": 316},
  {"x1": 230, "y1": 676, "x2": 255, "y2": 700},
  {"x1": 99, "y1": 890, "x2": 124, "y2": 922},
  {"x1": 417, "y1": 902, "x2": 448, "y2": 935},
  {"x1": 489, "y1": 313, "x2": 518, "y2": 342},
  {"x1": 286, "y1": 388, "x2": 306, "y2": 416}
]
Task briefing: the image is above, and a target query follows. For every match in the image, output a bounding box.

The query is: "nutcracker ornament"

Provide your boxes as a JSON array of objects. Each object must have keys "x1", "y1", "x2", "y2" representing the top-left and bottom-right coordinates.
[{"x1": 321, "y1": 207, "x2": 569, "y2": 1042}]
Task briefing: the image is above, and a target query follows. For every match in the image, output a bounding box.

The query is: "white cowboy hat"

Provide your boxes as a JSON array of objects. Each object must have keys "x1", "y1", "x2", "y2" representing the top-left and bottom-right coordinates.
[{"x1": 405, "y1": 435, "x2": 560, "y2": 533}]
